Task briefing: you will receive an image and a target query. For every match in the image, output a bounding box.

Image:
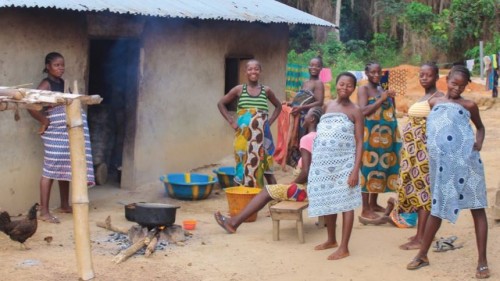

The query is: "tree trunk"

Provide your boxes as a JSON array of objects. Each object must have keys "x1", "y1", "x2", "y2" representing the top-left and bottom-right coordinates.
[{"x1": 335, "y1": 0, "x2": 342, "y2": 37}]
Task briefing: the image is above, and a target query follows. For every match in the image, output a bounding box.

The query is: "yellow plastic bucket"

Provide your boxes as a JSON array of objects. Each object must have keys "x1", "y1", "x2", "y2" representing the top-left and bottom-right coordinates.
[{"x1": 224, "y1": 186, "x2": 261, "y2": 222}]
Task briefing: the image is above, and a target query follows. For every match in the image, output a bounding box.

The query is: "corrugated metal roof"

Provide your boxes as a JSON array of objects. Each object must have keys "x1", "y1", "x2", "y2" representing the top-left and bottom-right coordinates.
[{"x1": 0, "y1": 0, "x2": 335, "y2": 27}]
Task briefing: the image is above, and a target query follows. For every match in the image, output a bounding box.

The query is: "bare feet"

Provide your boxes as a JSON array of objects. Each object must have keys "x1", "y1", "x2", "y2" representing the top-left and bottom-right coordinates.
[
  {"x1": 327, "y1": 248, "x2": 350, "y2": 260},
  {"x1": 314, "y1": 241, "x2": 338, "y2": 250},
  {"x1": 360, "y1": 209, "x2": 380, "y2": 220},
  {"x1": 399, "y1": 240, "x2": 421, "y2": 250},
  {"x1": 56, "y1": 206, "x2": 72, "y2": 214},
  {"x1": 371, "y1": 204, "x2": 386, "y2": 213}
]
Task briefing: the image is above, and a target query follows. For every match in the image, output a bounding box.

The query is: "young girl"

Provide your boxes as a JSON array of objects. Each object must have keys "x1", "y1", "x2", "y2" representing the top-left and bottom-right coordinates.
[
  {"x1": 361, "y1": 63, "x2": 444, "y2": 250},
  {"x1": 214, "y1": 107, "x2": 322, "y2": 233},
  {"x1": 407, "y1": 65, "x2": 489, "y2": 279},
  {"x1": 308, "y1": 72, "x2": 364, "y2": 260},
  {"x1": 217, "y1": 59, "x2": 282, "y2": 188},
  {"x1": 28, "y1": 52, "x2": 95, "y2": 223},
  {"x1": 287, "y1": 57, "x2": 325, "y2": 167},
  {"x1": 357, "y1": 62, "x2": 402, "y2": 220}
]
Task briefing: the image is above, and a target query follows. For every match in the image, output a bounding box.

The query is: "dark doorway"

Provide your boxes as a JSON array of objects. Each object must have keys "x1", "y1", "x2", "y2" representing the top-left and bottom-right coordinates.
[
  {"x1": 87, "y1": 38, "x2": 140, "y2": 186},
  {"x1": 224, "y1": 56, "x2": 253, "y2": 111}
]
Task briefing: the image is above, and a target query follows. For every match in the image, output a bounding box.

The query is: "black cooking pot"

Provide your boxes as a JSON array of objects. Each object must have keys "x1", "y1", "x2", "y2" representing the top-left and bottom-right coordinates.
[
  {"x1": 124, "y1": 203, "x2": 137, "y2": 222},
  {"x1": 133, "y1": 203, "x2": 180, "y2": 228}
]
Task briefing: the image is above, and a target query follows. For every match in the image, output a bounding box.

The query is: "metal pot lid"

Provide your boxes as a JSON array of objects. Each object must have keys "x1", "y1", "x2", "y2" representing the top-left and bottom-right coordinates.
[{"x1": 135, "y1": 202, "x2": 180, "y2": 209}]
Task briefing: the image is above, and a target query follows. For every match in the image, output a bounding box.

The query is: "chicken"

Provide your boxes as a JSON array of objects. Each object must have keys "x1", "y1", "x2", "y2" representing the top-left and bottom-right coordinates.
[{"x1": 0, "y1": 203, "x2": 39, "y2": 249}]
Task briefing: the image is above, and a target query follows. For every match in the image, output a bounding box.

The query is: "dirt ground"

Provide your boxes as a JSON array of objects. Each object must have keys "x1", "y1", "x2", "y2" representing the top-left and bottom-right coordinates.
[{"x1": 1, "y1": 74, "x2": 499, "y2": 281}]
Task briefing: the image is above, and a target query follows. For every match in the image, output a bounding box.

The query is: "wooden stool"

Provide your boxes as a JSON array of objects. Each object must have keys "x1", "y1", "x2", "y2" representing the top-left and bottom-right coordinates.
[{"x1": 269, "y1": 201, "x2": 308, "y2": 243}]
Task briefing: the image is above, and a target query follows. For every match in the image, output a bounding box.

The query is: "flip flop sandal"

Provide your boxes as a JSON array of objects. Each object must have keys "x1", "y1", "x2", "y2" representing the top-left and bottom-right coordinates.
[
  {"x1": 433, "y1": 240, "x2": 464, "y2": 252},
  {"x1": 433, "y1": 236, "x2": 458, "y2": 248},
  {"x1": 476, "y1": 266, "x2": 490, "y2": 279},
  {"x1": 214, "y1": 212, "x2": 235, "y2": 234},
  {"x1": 358, "y1": 216, "x2": 387, "y2": 226},
  {"x1": 39, "y1": 215, "x2": 60, "y2": 224},
  {"x1": 407, "y1": 257, "x2": 430, "y2": 270}
]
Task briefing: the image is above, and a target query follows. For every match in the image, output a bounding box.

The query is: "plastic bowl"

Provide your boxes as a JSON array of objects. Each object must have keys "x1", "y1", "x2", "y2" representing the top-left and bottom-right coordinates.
[
  {"x1": 183, "y1": 219, "x2": 197, "y2": 230},
  {"x1": 159, "y1": 173, "x2": 217, "y2": 201},
  {"x1": 212, "y1": 166, "x2": 236, "y2": 189}
]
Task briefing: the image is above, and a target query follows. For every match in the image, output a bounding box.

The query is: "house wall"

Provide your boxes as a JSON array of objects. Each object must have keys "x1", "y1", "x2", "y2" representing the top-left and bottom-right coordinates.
[
  {"x1": 0, "y1": 9, "x2": 89, "y2": 213},
  {"x1": 130, "y1": 19, "x2": 288, "y2": 188},
  {"x1": 0, "y1": 8, "x2": 288, "y2": 212}
]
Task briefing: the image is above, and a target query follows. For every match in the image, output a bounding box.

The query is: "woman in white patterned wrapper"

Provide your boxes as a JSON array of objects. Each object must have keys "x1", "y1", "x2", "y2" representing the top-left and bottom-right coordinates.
[{"x1": 307, "y1": 72, "x2": 364, "y2": 260}]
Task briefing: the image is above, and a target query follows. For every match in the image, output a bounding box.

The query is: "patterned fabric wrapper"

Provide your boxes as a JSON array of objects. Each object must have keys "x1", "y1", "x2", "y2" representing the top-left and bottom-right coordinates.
[
  {"x1": 426, "y1": 102, "x2": 487, "y2": 223},
  {"x1": 234, "y1": 108, "x2": 274, "y2": 189},
  {"x1": 397, "y1": 116, "x2": 431, "y2": 212},
  {"x1": 360, "y1": 97, "x2": 402, "y2": 193},
  {"x1": 41, "y1": 105, "x2": 95, "y2": 186},
  {"x1": 266, "y1": 183, "x2": 307, "y2": 202},
  {"x1": 308, "y1": 113, "x2": 361, "y2": 217},
  {"x1": 285, "y1": 63, "x2": 309, "y2": 94}
]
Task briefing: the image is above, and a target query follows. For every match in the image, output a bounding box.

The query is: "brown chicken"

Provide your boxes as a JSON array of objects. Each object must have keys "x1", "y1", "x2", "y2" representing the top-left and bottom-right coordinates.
[{"x1": 0, "y1": 203, "x2": 39, "y2": 249}]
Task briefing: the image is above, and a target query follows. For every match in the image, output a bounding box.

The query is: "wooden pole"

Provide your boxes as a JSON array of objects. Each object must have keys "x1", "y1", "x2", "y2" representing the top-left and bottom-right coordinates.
[{"x1": 66, "y1": 80, "x2": 95, "y2": 280}]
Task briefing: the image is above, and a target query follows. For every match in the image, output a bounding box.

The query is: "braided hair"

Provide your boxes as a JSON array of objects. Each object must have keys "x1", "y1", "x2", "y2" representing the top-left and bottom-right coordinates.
[
  {"x1": 311, "y1": 56, "x2": 324, "y2": 67},
  {"x1": 43, "y1": 52, "x2": 63, "y2": 73},
  {"x1": 448, "y1": 65, "x2": 471, "y2": 83},
  {"x1": 309, "y1": 106, "x2": 323, "y2": 124},
  {"x1": 422, "y1": 61, "x2": 439, "y2": 77},
  {"x1": 365, "y1": 61, "x2": 381, "y2": 72}
]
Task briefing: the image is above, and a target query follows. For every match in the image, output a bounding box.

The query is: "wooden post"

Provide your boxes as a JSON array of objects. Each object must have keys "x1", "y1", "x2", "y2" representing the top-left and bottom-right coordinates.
[{"x1": 66, "y1": 80, "x2": 95, "y2": 280}]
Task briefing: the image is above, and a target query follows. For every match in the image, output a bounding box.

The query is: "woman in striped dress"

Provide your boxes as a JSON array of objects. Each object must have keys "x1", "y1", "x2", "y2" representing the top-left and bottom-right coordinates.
[
  {"x1": 218, "y1": 59, "x2": 282, "y2": 188},
  {"x1": 28, "y1": 52, "x2": 95, "y2": 223}
]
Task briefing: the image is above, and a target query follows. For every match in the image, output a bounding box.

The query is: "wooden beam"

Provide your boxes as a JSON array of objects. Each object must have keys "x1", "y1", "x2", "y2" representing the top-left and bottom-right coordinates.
[{"x1": 67, "y1": 81, "x2": 95, "y2": 280}]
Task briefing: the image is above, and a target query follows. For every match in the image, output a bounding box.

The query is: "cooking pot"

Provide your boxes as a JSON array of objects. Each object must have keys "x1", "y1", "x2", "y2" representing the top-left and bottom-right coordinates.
[
  {"x1": 133, "y1": 202, "x2": 180, "y2": 228},
  {"x1": 124, "y1": 203, "x2": 137, "y2": 222}
]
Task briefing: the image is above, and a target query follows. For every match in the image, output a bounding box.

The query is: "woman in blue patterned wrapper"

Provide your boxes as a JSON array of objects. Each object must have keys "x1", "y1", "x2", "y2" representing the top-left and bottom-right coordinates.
[
  {"x1": 407, "y1": 65, "x2": 489, "y2": 279},
  {"x1": 357, "y1": 62, "x2": 402, "y2": 220},
  {"x1": 217, "y1": 59, "x2": 282, "y2": 188},
  {"x1": 28, "y1": 52, "x2": 95, "y2": 223},
  {"x1": 308, "y1": 72, "x2": 364, "y2": 260}
]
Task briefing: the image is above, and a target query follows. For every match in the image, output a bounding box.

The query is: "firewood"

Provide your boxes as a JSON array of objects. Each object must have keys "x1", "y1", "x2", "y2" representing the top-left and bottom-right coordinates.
[
  {"x1": 112, "y1": 228, "x2": 158, "y2": 264},
  {"x1": 96, "y1": 216, "x2": 128, "y2": 234},
  {"x1": 144, "y1": 235, "x2": 158, "y2": 258}
]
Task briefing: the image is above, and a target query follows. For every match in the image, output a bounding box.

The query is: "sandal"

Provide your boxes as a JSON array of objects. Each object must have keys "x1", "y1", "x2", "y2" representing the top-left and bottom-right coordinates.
[
  {"x1": 407, "y1": 257, "x2": 430, "y2": 270},
  {"x1": 433, "y1": 236, "x2": 463, "y2": 252},
  {"x1": 38, "y1": 215, "x2": 60, "y2": 224},
  {"x1": 476, "y1": 266, "x2": 490, "y2": 279},
  {"x1": 214, "y1": 211, "x2": 236, "y2": 234}
]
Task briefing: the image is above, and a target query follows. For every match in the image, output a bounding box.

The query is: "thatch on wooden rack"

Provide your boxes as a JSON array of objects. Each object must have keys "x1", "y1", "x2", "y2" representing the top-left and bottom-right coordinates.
[
  {"x1": 0, "y1": 86, "x2": 103, "y2": 111},
  {"x1": 0, "y1": 82, "x2": 102, "y2": 281}
]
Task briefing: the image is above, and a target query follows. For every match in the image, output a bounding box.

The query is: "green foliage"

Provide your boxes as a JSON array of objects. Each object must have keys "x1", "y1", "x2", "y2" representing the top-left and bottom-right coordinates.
[
  {"x1": 368, "y1": 33, "x2": 401, "y2": 67},
  {"x1": 449, "y1": 0, "x2": 496, "y2": 43},
  {"x1": 464, "y1": 32, "x2": 500, "y2": 59},
  {"x1": 403, "y1": 2, "x2": 435, "y2": 34},
  {"x1": 429, "y1": 9, "x2": 451, "y2": 51}
]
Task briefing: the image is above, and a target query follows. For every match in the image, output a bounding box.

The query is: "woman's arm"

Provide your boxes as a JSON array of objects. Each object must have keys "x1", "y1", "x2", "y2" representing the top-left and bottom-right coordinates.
[
  {"x1": 293, "y1": 148, "x2": 311, "y2": 184},
  {"x1": 348, "y1": 107, "x2": 364, "y2": 187},
  {"x1": 266, "y1": 87, "x2": 282, "y2": 125},
  {"x1": 357, "y1": 86, "x2": 392, "y2": 116},
  {"x1": 293, "y1": 81, "x2": 325, "y2": 113},
  {"x1": 28, "y1": 79, "x2": 50, "y2": 134},
  {"x1": 217, "y1": 85, "x2": 242, "y2": 130},
  {"x1": 467, "y1": 101, "x2": 485, "y2": 151}
]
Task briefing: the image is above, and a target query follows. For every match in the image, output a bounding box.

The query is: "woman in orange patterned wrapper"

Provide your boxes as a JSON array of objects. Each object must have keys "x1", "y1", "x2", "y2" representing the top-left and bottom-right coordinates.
[
  {"x1": 357, "y1": 62, "x2": 402, "y2": 220},
  {"x1": 214, "y1": 107, "x2": 322, "y2": 234}
]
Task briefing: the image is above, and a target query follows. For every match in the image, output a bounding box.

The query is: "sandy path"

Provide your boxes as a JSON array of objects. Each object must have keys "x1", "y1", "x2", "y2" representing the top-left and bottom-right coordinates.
[{"x1": 0, "y1": 99, "x2": 499, "y2": 281}]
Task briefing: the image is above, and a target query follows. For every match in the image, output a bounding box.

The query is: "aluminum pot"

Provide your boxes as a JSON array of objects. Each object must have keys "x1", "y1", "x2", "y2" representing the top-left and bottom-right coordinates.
[{"x1": 133, "y1": 202, "x2": 180, "y2": 228}]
